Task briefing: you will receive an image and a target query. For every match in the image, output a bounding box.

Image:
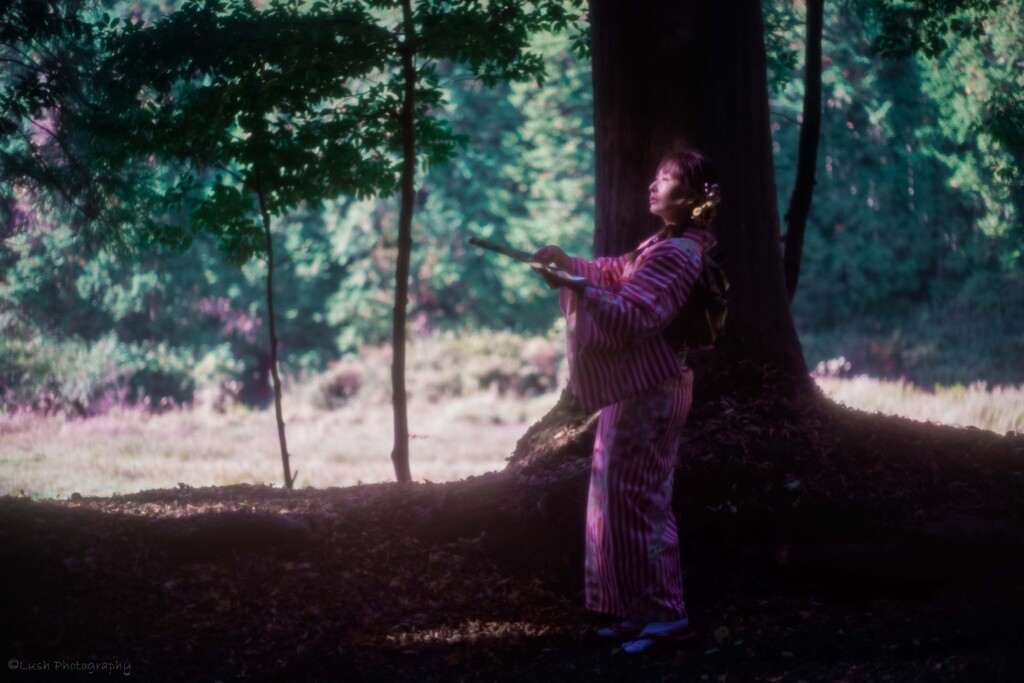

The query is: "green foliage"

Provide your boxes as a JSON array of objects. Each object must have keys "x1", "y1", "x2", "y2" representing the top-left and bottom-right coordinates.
[
  {"x1": 915, "y1": 0, "x2": 1024, "y2": 244},
  {"x1": 0, "y1": 214, "x2": 348, "y2": 409},
  {"x1": 4, "y1": 0, "x2": 1022, "y2": 413},
  {"x1": 412, "y1": 327, "x2": 565, "y2": 399},
  {"x1": 851, "y1": 0, "x2": 1023, "y2": 238},
  {"x1": 82, "y1": 0, "x2": 585, "y2": 263},
  {"x1": 309, "y1": 327, "x2": 565, "y2": 408},
  {"x1": 0, "y1": 328, "x2": 197, "y2": 415},
  {"x1": 855, "y1": 0, "x2": 1001, "y2": 59},
  {"x1": 3, "y1": 0, "x2": 593, "y2": 409},
  {"x1": 1, "y1": 0, "x2": 101, "y2": 239},
  {"x1": 326, "y1": 31, "x2": 594, "y2": 349},
  {"x1": 763, "y1": 0, "x2": 802, "y2": 94},
  {"x1": 93, "y1": 0, "x2": 411, "y2": 261},
  {"x1": 771, "y1": 0, "x2": 1022, "y2": 383},
  {"x1": 500, "y1": 32, "x2": 595, "y2": 319}
]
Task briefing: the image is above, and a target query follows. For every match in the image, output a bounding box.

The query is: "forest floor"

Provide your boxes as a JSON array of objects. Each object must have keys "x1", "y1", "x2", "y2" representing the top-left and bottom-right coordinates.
[{"x1": 3, "y1": 384, "x2": 1024, "y2": 682}]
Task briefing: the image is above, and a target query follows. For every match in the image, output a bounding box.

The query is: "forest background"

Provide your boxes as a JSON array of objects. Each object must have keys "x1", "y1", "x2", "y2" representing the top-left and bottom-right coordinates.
[{"x1": 2, "y1": 0, "x2": 1022, "y2": 495}]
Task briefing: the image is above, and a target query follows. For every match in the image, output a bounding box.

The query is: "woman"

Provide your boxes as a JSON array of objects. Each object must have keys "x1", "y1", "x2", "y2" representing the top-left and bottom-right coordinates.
[{"x1": 531, "y1": 145, "x2": 720, "y2": 654}]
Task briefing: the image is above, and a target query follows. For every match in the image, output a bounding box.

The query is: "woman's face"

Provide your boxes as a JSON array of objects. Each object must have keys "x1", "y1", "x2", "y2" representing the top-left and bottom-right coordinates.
[{"x1": 648, "y1": 167, "x2": 695, "y2": 224}]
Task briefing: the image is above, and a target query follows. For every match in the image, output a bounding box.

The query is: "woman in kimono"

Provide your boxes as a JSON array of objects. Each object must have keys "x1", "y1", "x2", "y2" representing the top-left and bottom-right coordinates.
[{"x1": 531, "y1": 145, "x2": 720, "y2": 654}]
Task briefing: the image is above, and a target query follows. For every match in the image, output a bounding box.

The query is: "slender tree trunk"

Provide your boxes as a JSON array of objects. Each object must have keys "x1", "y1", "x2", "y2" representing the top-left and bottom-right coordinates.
[
  {"x1": 254, "y1": 169, "x2": 296, "y2": 490},
  {"x1": 783, "y1": 0, "x2": 824, "y2": 302},
  {"x1": 588, "y1": 0, "x2": 808, "y2": 383},
  {"x1": 242, "y1": 349, "x2": 273, "y2": 408},
  {"x1": 390, "y1": 0, "x2": 416, "y2": 484}
]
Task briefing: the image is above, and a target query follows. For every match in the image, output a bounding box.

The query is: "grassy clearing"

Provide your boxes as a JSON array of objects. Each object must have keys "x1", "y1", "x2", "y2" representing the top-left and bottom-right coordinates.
[
  {"x1": 0, "y1": 390, "x2": 559, "y2": 500},
  {"x1": 2, "y1": 334, "x2": 1019, "y2": 500},
  {"x1": 0, "y1": 330, "x2": 567, "y2": 500}
]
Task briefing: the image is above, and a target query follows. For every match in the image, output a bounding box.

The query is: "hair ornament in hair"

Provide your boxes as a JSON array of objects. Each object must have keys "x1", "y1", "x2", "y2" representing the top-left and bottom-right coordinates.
[{"x1": 692, "y1": 182, "x2": 721, "y2": 218}]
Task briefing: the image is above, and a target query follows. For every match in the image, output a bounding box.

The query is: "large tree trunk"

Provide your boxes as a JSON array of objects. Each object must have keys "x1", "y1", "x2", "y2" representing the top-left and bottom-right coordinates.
[
  {"x1": 589, "y1": 0, "x2": 808, "y2": 382},
  {"x1": 514, "y1": 0, "x2": 811, "y2": 468},
  {"x1": 589, "y1": 1, "x2": 697, "y2": 258}
]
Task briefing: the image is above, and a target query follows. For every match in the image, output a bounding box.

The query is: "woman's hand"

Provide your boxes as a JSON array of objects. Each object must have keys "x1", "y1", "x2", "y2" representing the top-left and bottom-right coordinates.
[
  {"x1": 531, "y1": 245, "x2": 571, "y2": 270},
  {"x1": 531, "y1": 263, "x2": 567, "y2": 289},
  {"x1": 530, "y1": 263, "x2": 591, "y2": 292}
]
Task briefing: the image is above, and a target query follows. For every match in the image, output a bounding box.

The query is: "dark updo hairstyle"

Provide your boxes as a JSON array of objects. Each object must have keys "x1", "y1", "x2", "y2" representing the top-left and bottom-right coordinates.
[{"x1": 657, "y1": 142, "x2": 721, "y2": 236}]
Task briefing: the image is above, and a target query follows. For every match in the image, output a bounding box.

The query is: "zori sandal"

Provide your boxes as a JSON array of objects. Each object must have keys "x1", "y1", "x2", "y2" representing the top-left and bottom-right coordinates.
[
  {"x1": 596, "y1": 620, "x2": 645, "y2": 640},
  {"x1": 622, "y1": 622, "x2": 697, "y2": 654}
]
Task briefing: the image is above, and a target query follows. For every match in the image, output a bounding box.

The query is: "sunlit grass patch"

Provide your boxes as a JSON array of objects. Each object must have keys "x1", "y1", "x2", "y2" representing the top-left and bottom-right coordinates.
[
  {"x1": 383, "y1": 620, "x2": 562, "y2": 648},
  {"x1": 1, "y1": 330, "x2": 567, "y2": 499},
  {"x1": 0, "y1": 391, "x2": 557, "y2": 500},
  {"x1": 815, "y1": 374, "x2": 1024, "y2": 435}
]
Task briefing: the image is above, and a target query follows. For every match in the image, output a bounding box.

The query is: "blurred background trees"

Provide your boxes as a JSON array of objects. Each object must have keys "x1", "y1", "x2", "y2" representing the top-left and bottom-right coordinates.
[
  {"x1": 2, "y1": 0, "x2": 1021, "y2": 420},
  {"x1": 769, "y1": 0, "x2": 1023, "y2": 382}
]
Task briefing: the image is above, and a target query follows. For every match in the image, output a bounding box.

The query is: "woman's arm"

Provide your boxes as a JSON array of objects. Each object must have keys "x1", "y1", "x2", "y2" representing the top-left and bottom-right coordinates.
[
  {"x1": 566, "y1": 255, "x2": 626, "y2": 290},
  {"x1": 531, "y1": 245, "x2": 625, "y2": 290},
  {"x1": 575, "y1": 240, "x2": 702, "y2": 350}
]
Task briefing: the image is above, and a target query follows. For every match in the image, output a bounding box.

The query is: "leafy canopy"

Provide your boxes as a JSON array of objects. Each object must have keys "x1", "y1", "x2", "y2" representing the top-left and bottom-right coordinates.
[
  {"x1": 1, "y1": 0, "x2": 106, "y2": 241},
  {"x1": 87, "y1": 0, "x2": 584, "y2": 263}
]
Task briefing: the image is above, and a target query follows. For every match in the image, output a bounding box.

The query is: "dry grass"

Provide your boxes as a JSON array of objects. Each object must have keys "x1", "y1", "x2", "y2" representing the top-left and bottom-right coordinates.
[
  {"x1": 0, "y1": 389, "x2": 558, "y2": 500},
  {"x1": 815, "y1": 375, "x2": 1024, "y2": 435}
]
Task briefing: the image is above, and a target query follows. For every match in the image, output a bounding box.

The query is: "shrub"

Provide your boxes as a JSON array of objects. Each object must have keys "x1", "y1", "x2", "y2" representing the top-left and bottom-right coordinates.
[
  {"x1": 412, "y1": 329, "x2": 565, "y2": 401},
  {"x1": 298, "y1": 327, "x2": 568, "y2": 409},
  {"x1": 0, "y1": 332, "x2": 196, "y2": 416},
  {"x1": 312, "y1": 362, "x2": 363, "y2": 410}
]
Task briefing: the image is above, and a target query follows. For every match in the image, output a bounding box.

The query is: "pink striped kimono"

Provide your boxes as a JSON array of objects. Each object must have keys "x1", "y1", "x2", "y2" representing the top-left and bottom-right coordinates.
[{"x1": 559, "y1": 229, "x2": 712, "y2": 622}]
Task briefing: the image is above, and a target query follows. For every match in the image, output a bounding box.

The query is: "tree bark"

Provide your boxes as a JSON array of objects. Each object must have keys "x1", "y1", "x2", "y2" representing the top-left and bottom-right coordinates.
[
  {"x1": 783, "y1": 0, "x2": 824, "y2": 303},
  {"x1": 254, "y1": 169, "x2": 296, "y2": 490},
  {"x1": 588, "y1": 0, "x2": 808, "y2": 383},
  {"x1": 390, "y1": 0, "x2": 416, "y2": 484},
  {"x1": 589, "y1": 0, "x2": 698, "y2": 258}
]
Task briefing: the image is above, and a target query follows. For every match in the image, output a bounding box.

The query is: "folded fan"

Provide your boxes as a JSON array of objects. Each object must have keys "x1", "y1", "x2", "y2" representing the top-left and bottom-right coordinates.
[
  {"x1": 468, "y1": 236, "x2": 587, "y2": 286},
  {"x1": 468, "y1": 236, "x2": 534, "y2": 263}
]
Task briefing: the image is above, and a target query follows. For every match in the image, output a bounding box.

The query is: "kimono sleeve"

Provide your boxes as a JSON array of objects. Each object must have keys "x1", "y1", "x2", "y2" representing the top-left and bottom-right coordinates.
[
  {"x1": 576, "y1": 239, "x2": 702, "y2": 350},
  {"x1": 566, "y1": 255, "x2": 626, "y2": 290}
]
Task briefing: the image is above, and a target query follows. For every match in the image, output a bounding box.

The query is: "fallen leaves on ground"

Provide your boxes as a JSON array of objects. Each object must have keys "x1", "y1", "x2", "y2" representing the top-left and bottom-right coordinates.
[{"x1": 2, "y1": 382, "x2": 1024, "y2": 682}]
